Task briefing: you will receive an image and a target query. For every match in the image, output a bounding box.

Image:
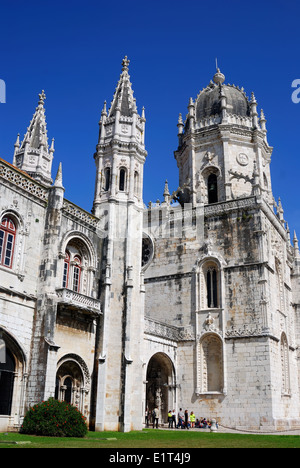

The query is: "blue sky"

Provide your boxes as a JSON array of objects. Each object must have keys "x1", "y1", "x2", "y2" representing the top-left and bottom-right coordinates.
[{"x1": 0, "y1": 0, "x2": 300, "y2": 237}]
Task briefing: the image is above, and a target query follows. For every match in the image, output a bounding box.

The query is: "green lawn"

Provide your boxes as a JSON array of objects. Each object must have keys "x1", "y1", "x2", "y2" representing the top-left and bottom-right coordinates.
[{"x1": 0, "y1": 429, "x2": 300, "y2": 448}]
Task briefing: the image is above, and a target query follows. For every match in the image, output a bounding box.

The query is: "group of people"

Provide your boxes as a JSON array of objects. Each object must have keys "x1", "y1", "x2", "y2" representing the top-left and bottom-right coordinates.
[{"x1": 145, "y1": 407, "x2": 216, "y2": 430}]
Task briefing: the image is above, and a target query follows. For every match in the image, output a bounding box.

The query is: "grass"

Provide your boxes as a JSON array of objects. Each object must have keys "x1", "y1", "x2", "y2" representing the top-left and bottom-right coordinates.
[{"x1": 1, "y1": 429, "x2": 300, "y2": 448}]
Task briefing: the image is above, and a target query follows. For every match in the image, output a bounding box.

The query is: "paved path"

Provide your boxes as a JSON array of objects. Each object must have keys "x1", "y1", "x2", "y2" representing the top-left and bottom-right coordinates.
[{"x1": 152, "y1": 424, "x2": 300, "y2": 436}]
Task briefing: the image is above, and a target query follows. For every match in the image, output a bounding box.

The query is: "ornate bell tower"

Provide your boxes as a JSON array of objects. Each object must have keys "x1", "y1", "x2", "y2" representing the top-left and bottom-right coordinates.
[
  {"x1": 93, "y1": 56, "x2": 146, "y2": 215},
  {"x1": 93, "y1": 57, "x2": 147, "y2": 432},
  {"x1": 174, "y1": 68, "x2": 274, "y2": 207}
]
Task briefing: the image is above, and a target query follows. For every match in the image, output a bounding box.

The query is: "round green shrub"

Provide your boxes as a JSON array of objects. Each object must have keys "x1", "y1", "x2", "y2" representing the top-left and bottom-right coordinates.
[{"x1": 20, "y1": 397, "x2": 88, "y2": 437}]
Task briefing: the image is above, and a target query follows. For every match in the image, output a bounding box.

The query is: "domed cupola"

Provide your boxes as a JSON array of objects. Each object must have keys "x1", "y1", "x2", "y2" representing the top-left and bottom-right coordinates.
[{"x1": 195, "y1": 69, "x2": 251, "y2": 121}]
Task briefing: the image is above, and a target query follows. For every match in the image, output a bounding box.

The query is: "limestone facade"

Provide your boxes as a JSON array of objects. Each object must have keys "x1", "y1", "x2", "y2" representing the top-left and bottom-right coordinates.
[{"x1": 1, "y1": 59, "x2": 300, "y2": 432}]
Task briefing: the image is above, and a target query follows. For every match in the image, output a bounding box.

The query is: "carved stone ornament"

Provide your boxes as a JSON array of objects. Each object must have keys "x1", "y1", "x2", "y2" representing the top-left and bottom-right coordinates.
[{"x1": 236, "y1": 153, "x2": 249, "y2": 166}]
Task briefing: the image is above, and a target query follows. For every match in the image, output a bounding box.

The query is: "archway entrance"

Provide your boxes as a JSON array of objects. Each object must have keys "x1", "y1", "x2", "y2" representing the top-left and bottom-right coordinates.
[
  {"x1": 146, "y1": 353, "x2": 175, "y2": 424},
  {"x1": 0, "y1": 347, "x2": 15, "y2": 415},
  {"x1": 55, "y1": 355, "x2": 90, "y2": 417},
  {"x1": 0, "y1": 329, "x2": 26, "y2": 430}
]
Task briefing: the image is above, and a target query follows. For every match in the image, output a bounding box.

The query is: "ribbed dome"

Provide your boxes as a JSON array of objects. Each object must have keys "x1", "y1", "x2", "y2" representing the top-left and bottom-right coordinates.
[{"x1": 195, "y1": 83, "x2": 251, "y2": 120}]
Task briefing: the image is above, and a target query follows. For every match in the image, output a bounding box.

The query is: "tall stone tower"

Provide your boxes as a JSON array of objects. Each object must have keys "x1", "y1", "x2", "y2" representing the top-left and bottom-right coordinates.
[{"x1": 93, "y1": 57, "x2": 147, "y2": 431}]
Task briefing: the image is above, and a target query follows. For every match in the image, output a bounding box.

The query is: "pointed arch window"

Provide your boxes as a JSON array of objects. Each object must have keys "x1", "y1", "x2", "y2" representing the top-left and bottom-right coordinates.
[
  {"x1": 62, "y1": 251, "x2": 70, "y2": 288},
  {"x1": 64, "y1": 377, "x2": 73, "y2": 404},
  {"x1": 207, "y1": 173, "x2": 218, "y2": 204},
  {"x1": 207, "y1": 267, "x2": 218, "y2": 308},
  {"x1": 134, "y1": 171, "x2": 139, "y2": 196},
  {"x1": 197, "y1": 259, "x2": 221, "y2": 311},
  {"x1": 281, "y1": 333, "x2": 290, "y2": 395},
  {"x1": 62, "y1": 249, "x2": 82, "y2": 293},
  {"x1": 0, "y1": 346, "x2": 16, "y2": 415},
  {"x1": 0, "y1": 217, "x2": 16, "y2": 269},
  {"x1": 119, "y1": 168, "x2": 126, "y2": 192},
  {"x1": 73, "y1": 256, "x2": 82, "y2": 293},
  {"x1": 104, "y1": 167, "x2": 111, "y2": 192}
]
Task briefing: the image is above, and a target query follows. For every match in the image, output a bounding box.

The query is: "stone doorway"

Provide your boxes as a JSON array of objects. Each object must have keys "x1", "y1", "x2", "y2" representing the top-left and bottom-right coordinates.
[{"x1": 146, "y1": 353, "x2": 175, "y2": 424}]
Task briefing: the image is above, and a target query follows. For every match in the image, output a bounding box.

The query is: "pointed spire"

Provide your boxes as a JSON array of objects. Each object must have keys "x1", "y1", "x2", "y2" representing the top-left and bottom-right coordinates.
[
  {"x1": 14, "y1": 90, "x2": 54, "y2": 185},
  {"x1": 163, "y1": 180, "x2": 171, "y2": 205},
  {"x1": 177, "y1": 113, "x2": 184, "y2": 134},
  {"x1": 294, "y1": 231, "x2": 300, "y2": 258},
  {"x1": 286, "y1": 222, "x2": 291, "y2": 242},
  {"x1": 51, "y1": 162, "x2": 65, "y2": 210},
  {"x1": 12, "y1": 133, "x2": 20, "y2": 166},
  {"x1": 260, "y1": 109, "x2": 267, "y2": 134},
  {"x1": 250, "y1": 92, "x2": 258, "y2": 128},
  {"x1": 50, "y1": 138, "x2": 55, "y2": 154},
  {"x1": 53, "y1": 162, "x2": 64, "y2": 189},
  {"x1": 108, "y1": 56, "x2": 137, "y2": 118},
  {"x1": 277, "y1": 197, "x2": 284, "y2": 223},
  {"x1": 14, "y1": 133, "x2": 20, "y2": 149},
  {"x1": 101, "y1": 100, "x2": 107, "y2": 117},
  {"x1": 19, "y1": 90, "x2": 48, "y2": 151}
]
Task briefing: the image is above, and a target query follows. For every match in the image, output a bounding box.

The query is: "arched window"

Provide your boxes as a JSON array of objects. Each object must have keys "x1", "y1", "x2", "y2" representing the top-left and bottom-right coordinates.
[
  {"x1": 62, "y1": 250, "x2": 82, "y2": 293},
  {"x1": 197, "y1": 259, "x2": 221, "y2": 311},
  {"x1": 104, "y1": 167, "x2": 110, "y2": 192},
  {"x1": 207, "y1": 173, "x2": 218, "y2": 204},
  {"x1": 73, "y1": 256, "x2": 82, "y2": 293},
  {"x1": 64, "y1": 377, "x2": 73, "y2": 404},
  {"x1": 134, "y1": 171, "x2": 139, "y2": 196},
  {"x1": 119, "y1": 168, "x2": 126, "y2": 192},
  {"x1": 169, "y1": 210, "x2": 175, "y2": 238},
  {"x1": 62, "y1": 251, "x2": 70, "y2": 288},
  {"x1": 61, "y1": 239, "x2": 92, "y2": 295},
  {"x1": 0, "y1": 217, "x2": 16, "y2": 268},
  {"x1": 281, "y1": 333, "x2": 290, "y2": 395},
  {"x1": 206, "y1": 267, "x2": 218, "y2": 308},
  {"x1": 55, "y1": 356, "x2": 89, "y2": 414},
  {"x1": 0, "y1": 346, "x2": 15, "y2": 415}
]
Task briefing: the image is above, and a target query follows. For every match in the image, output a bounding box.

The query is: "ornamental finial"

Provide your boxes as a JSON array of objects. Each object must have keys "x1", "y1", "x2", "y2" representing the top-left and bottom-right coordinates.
[
  {"x1": 122, "y1": 56, "x2": 130, "y2": 71},
  {"x1": 213, "y1": 59, "x2": 225, "y2": 85},
  {"x1": 38, "y1": 90, "x2": 46, "y2": 105}
]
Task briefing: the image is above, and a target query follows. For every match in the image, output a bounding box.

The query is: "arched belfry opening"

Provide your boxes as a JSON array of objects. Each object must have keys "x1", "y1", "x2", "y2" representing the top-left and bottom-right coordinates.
[
  {"x1": 145, "y1": 353, "x2": 175, "y2": 424},
  {"x1": 207, "y1": 173, "x2": 218, "y2": 204}
]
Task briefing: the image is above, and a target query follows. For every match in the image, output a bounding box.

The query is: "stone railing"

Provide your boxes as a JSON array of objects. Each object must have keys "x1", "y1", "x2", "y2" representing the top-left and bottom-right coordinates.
[
  {"x1": 144, "y1": 317, "x2": 182, "y2": 341},
  {"x1": 204, "y1": 196, "x2": 256, "y2": 216},
  {"x1": 0, "y1": 158, "x2": 48, "y2": 203},
  {"x1": 56, "y1": 288, "x2": 101, "y2": 315},
  {"x1": 62, "y1": 200, "x2": 99, "y2": 229}
]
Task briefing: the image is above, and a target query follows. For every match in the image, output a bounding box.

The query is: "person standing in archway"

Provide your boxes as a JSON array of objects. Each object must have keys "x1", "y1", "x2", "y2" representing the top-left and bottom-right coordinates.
[
  {"x1": 184, "y1": 410, "x2": 189, "y2": 429},
  {"x1": 171, "y1": 409, "x2": 176, "y2": 428},
  {"x1": 153, "y1": 406, "x2": 159, "y2": 429}
]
